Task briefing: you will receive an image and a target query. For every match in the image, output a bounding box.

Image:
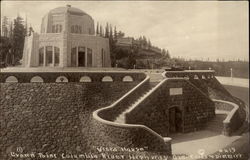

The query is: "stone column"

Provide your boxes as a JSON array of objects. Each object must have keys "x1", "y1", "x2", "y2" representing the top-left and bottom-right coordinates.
[
  {"x1": 76, "y1": 46, "x2": 78, "y2": 67},
  {"x1": 85, "y1": 47, "x2": 87, "y2": 67},
  {"x1": 43, "y1": 47, "x2": 46, "y2": 67}
]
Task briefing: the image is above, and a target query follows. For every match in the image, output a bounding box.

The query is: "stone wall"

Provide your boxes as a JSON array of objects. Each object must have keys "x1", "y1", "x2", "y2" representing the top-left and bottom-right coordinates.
[
  {"x1": 126, "y1": 78, "x2": 215, "y2": 136},
  {"x1": 92, "y1": 76, "x2": 172, "y2": 155},
  {"x1": 0, "y1": 82, "x2": 138, "y2": 160},
  {"x1": 214, "y1": 100, "x2": 243, "y2": 136}
]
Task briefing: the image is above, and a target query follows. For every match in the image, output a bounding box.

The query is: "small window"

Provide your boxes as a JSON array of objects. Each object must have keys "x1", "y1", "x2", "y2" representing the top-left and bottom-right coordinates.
[
  {"x1": 123, "y1": 76, "x2": 133, "y2": 82},
  {"x1": 5, "y1": 76, "x2": 18, "y2": 83},
  {"x1": 102, "y1": 76, "x2": 113, "y2": 82},
  {"x1": 30, "y1": 76, "x2": 44, "y2": 83},
  {"x1": 80, "y1": 76, "x2": 92, "y2": 82},
  {"x1": 56, "y1": 76, "x2": 68, "y2": 83}
]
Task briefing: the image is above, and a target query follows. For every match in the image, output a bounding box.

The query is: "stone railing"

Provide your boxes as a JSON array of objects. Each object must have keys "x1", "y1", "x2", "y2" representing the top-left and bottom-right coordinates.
[
  {"x1": 0, "y1": 71, "x2": 146, "y2": 83},
  {"x1": 93, "y1": 76, "x2": 172, "y2": 154},
  {"x1": 213, "y1": 99, "x2": 242, "y2": 136},
  {"x1": 164, "y1": 70, "x2": 215, "y2": 80}
]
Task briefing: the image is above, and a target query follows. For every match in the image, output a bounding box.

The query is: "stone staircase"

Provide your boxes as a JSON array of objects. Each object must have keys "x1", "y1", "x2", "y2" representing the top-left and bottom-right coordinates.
[
  {"x1": 114, "y1": 83, "x2": 157, "y2": 124},
  {"x1": 205, "y1": 113, "x2": 227, "y2": 133}
]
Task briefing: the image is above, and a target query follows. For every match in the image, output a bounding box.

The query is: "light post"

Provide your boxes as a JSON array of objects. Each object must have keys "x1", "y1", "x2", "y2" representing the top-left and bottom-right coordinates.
[{"x1": 230, "y1": 68, "x2": 233, "y2": 79}]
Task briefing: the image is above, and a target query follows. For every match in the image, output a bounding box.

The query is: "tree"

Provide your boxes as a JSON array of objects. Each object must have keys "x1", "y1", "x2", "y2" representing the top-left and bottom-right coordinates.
[
  {"x1": 142, "y1": 36, "x2": 147, "y2": 48},
  {"x1": 12, "y1": 15, "x2": 26, "y2": 65},
  {"x1": 96, "y1": 22, "x2": 99, "y2": 35},
  {"x1": 28, "y1": 26, "x2": 34, "y2": 36},
  {"x1": 114, "y1": 26, "x2": 117, "y2": 40},
  {"x1": 1, "y1": 16, "x2": 9, "y2": 37},
  {"x1": 109, "y1": 25, "x2": 113, "y2": 39},
  {"x1": 100, "y1": 25, "x2": 103, "y2": 37},
  {"x1": 105, "y1": 23, "x2": 109, "y2": 38},
  {"x1": 165, "y1": 50, "x2": 170, "y2": 59},
  {"x1": 148, "y1": 39, "x2": 152, "y2": 48},
  {"x1": 117, "y1": 31, "x2": 125, "y2": 38}
]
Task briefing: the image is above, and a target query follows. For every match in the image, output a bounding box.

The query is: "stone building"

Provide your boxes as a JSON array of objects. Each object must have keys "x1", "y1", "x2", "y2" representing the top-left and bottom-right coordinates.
[{"x1": 22, "y1": 5, "x2": 111, "y2": 67}]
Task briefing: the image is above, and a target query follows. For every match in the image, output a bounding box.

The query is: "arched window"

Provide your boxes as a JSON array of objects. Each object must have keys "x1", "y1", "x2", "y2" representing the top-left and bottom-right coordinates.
[
  {"x1": 87, "y1": 48, "x2": 92, "y2": 67},
  {"x1": 52, "y1": 25, "x2": 56, "y2": 33},
  {"x1": 101, "y1": 49, "x2": 105, "y2": 67},
  {"x1": 54, "y1": 47, "x2": 60, "y2": 65},
  {"x1": 78, "y1": 46, "x2": 86, "y2": 67},
  {"x1": 79, "y1": 26, "x2": 82, "y2": 34},
  {"x1": 71, "y1": 47, "x2": 77, "y2": 66},
  {"x1": 55, "y1": 24, "x2": 59, "y2": 33},
  {"x1": 71, "y1": 26, "x2": 74, "y2": 33},
  {"x1": 74, "y1": 25, "x2": 78, "y2": 33},
  {"x1": 59, "y1": 25, "x2": 62, "y2": 32},
  {"x1": 39, "y1": 47, "x2": 44, "y2": 66},
  {"x1": 46, "y1": 46, "x2": 53, "y2": 65}
]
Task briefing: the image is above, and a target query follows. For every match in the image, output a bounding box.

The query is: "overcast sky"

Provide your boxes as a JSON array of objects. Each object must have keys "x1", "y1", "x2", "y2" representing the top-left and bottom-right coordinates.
[{"x1": 1, "y1": 1, "x2": 249, "y2": 61}]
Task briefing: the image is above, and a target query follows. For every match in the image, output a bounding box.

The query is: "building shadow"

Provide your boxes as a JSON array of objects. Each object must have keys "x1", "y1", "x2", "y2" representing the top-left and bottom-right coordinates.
[{"x1": 171, "y1": 130, "x2": 221, "y2": 144}]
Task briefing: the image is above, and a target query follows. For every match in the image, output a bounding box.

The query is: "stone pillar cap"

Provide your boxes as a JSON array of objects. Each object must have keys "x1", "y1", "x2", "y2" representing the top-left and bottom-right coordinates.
[{"x1": 163, "y1": 137, "x2": 172, "y2": 142}]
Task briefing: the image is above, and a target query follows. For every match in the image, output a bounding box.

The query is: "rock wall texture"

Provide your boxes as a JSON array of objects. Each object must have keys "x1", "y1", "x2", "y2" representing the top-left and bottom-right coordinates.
[
  {"x1": 0, "y1": 82, "x2": 138, "y2": 160},
  {"x1": 126, "y1": 79, "x2": 215, "y2": 136}
]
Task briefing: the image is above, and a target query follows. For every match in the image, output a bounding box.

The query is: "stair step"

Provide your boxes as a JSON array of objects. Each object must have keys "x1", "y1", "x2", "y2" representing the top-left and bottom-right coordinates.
[{"x1": 114, "y1": 85, "x2": 157, "y2": 124}]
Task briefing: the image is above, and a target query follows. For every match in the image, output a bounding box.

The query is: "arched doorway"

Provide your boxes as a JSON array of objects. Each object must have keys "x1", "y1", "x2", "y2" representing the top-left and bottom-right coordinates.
[
  {"x1": 78, "y1": 46, "x2": 85, "y2": 67},
  {"x1": 169, "y1": 106, "x2": 183, "y2": 134}
]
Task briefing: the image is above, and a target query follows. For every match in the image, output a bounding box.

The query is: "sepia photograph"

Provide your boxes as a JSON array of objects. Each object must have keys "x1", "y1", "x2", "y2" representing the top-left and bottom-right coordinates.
[{"x1": 0, "y1": 1, "x2": 249, "y2": 160}]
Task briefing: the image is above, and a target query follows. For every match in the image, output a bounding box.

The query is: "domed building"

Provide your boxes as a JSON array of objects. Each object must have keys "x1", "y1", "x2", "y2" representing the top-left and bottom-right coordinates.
[{"x1": 22, "y1": 5, "x2": 111, "y2": 67}]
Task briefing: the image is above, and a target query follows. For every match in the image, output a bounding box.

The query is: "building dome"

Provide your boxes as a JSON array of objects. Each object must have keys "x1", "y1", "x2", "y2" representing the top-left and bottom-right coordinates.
[
  {"x1": 49, "y1": 5, "x2": 90, "y2": 17},
  {"x1": 41, "y1": 5, "x2": 94, "y2": 34}
]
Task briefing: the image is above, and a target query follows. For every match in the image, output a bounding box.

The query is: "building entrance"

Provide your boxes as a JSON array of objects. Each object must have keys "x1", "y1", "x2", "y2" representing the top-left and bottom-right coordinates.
[
  {"x1": 169, "y1": 107, "x2": 182, "y2": 133},
  {"x1": 78, "y1": 52, "x2": 85, "y2": 66}
]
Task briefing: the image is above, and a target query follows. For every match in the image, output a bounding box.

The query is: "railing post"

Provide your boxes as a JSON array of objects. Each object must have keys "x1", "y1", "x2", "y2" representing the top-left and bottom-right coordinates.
[{"x1": 163, "y1": 137, "x2": 172, "y2": 155}]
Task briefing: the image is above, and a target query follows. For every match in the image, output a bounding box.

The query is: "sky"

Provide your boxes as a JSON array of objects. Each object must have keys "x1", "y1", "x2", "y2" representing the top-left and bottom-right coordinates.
[{"x1": 1, "y1": 1, "x2": 249, "y2": 61}]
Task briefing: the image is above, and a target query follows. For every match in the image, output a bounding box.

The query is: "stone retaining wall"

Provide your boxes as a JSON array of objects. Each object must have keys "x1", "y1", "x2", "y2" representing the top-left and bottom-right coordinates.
[{"x1": 0, "y1": 82, "x2": 138, "y2": 160}]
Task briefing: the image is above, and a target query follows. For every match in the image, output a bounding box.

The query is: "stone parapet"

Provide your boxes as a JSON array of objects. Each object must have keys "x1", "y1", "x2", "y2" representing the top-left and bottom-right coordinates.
[{"x1": 0, "y1": 71, "x2": 146, "y2": 83}]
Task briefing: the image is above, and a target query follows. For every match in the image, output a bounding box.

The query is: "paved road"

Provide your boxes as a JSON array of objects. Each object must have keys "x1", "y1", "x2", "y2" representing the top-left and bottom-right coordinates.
[{"x1": 216, "y1": 76, "x2": 249, "y2": 88}]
